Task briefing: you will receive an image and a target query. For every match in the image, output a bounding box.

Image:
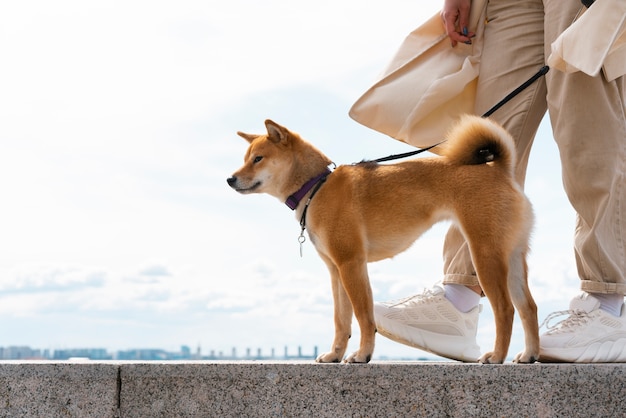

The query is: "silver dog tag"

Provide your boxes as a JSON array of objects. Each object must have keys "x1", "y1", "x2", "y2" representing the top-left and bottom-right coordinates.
[{"x1": 298, "y1": 232, "x2": 306, "y2": 257}]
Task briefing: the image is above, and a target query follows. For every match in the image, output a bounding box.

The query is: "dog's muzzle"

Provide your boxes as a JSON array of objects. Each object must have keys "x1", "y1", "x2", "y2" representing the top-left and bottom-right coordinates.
[{"x1": 226, "y1": 176, "x2": 260, "y2": 193}]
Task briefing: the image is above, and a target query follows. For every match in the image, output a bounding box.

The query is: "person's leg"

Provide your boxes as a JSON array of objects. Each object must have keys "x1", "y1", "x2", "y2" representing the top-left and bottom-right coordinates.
[
  {"x1": 539, "y1": 0, "x2": 626, "y2": 362},
  {"x1": 374, "y1": 0, "x2": 547, "y2": 361},
  {"x1": 544, "y1": 1, "x2": 626, "y2": 298}
]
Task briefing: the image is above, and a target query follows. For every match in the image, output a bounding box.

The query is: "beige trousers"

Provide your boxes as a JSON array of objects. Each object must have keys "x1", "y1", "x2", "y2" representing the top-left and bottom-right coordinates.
[{"x1": 442, "y1": 0, "x2": 626, "y2": 294}]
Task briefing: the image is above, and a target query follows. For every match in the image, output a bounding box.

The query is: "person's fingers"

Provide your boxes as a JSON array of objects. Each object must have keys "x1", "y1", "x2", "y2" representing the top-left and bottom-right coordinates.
[{"x1": 441, "y1": 6, "x2": 474, "y2": 47}]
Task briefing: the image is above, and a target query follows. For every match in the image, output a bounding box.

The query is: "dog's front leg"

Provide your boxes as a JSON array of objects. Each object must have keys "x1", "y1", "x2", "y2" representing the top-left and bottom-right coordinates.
[
  {"x1": 316, "y1": 259, "x2": 353, "y2": 363},
  {"x1": 338, "y1": 259, "x2": 376, "y2": 364}
]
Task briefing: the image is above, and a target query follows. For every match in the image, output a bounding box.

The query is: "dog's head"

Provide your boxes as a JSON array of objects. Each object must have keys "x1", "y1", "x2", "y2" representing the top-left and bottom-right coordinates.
[
  {"x1": 227, "y1": 120, "x2": 333, "y2": 202},
  {"x1": 227, "y1": 120, "x2": 300, "y2": 199}
]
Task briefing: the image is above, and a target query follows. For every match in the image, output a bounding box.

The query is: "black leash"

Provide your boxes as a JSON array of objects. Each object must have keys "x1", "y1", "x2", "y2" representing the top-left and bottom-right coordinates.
[
  {"x1": 482, "y1": 65, "x2": 549, "y2": 118},
  {"x1": 372, "y1": 65, "x2": 550, "y2": 163},
  {"x1": 372, "y1": 142, "x2": 443, "y2": 163}
]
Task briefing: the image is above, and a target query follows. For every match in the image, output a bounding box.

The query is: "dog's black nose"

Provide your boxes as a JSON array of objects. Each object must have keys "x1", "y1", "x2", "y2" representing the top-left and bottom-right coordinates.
[{"x1": 227, "y1": 176, "x2": 237, "y2": 187}]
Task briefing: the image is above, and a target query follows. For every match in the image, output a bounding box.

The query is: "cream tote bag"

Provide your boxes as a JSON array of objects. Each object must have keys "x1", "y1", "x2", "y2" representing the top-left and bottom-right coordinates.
[{"x1": 349, "y1": 0, "x2": 487, "y2": 148}]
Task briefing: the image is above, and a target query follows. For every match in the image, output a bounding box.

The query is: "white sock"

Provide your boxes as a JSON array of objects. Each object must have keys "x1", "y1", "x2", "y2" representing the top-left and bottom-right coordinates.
[
  {"x1": 590, "y1": 292, "x2": 624, "y2": 317},
  {"x1": 444, "y1": 284, "x2": 481, "y2": 313}
]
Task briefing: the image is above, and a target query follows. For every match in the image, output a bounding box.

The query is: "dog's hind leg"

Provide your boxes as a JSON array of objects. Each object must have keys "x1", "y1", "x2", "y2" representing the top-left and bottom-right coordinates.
[
  {"x1": 472, "y1": 248, "x2": 515, "y2": 364},
  {"x1": 316, "y1": 257, "x2": 354, "y2": 363},
  {"x1": 508, "y1": 248, "x2": 539, "y2": 363}
]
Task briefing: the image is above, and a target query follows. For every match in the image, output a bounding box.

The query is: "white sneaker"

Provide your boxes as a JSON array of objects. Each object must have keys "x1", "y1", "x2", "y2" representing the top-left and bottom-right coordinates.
[
  {"x1": 374, "y1": 284, "x2": 481, "y2": 362},
  {"x1": 540, "y1": 292, "x2": 626, "y2": 363}
]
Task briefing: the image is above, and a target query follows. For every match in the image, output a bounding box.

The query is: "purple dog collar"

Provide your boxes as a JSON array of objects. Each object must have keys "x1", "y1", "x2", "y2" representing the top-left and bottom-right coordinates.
[{"x1": 285, "y1": 169, "x2": 331, "y2": 210}]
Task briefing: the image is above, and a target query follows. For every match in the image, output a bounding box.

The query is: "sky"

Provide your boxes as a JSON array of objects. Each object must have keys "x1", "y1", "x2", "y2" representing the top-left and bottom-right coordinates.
[{"x1": 0, "y1": 0, "x2": 579, "y2": 361}]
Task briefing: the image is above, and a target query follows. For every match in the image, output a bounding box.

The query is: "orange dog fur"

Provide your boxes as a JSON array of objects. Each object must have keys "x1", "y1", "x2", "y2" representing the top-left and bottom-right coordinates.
[{"x1": 227, "y1": 115, "x2": 539, "y2": 364}]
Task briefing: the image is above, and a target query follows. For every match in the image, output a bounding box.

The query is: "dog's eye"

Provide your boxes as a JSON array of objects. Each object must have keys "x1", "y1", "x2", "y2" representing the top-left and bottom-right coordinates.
[{"x1": 253, "y1": 156, "x2": 263, "y2": 164}]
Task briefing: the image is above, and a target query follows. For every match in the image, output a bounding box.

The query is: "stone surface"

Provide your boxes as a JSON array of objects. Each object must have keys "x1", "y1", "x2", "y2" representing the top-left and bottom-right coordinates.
[
  {"x1": 1, "y1": 361, "x2": 626, "y2": 417},
  {"x1": 0, "y1": 361, "x2": 119, "y2": 417},
  {"x1": 118, "y1": 362, "x2": 626, "y2": 417}
]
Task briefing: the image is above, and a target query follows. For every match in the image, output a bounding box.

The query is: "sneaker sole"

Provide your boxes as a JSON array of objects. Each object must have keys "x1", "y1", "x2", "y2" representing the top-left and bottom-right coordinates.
[
  {"x1": 540, "y1": 338, "x2": 626, "y2": 363},
  {"x1": 377, "y1": 324, "x2": 480, "y2": 363}
]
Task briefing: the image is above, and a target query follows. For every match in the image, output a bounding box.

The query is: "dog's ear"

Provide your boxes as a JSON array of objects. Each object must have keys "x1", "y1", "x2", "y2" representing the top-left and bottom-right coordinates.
[
  {"x1": 237, "y1": 131, "x2": 258, "y2": 144},
  {"x1": 265, "y1": 119, "x2": 291, "y2": 144}
]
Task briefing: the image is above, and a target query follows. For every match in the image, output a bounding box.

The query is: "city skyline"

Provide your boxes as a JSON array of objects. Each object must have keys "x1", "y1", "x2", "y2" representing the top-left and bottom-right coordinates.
[{"x1": 0, "y1": 344, "x2": 364, "y2": 361}]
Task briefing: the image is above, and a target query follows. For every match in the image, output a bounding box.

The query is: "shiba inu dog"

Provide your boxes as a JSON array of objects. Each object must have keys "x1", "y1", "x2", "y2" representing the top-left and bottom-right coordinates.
[{"x1": 227, "y1": 115, "x2": 538, "y2": 364}]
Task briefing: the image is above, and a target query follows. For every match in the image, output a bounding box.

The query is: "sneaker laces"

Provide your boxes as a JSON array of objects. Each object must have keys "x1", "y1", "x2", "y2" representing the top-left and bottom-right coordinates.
[
  {"x1": 540, "y1": 309, "x2": 592, "y2": 334},
  {"x1": 386, "y1": 287, "x2": 443, "y2": 308}
]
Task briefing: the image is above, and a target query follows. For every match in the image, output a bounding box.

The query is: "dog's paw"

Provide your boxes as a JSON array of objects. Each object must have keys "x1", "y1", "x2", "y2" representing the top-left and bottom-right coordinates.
[
  {"x1": 315, "y1": 352, "x2": 342, "y2": 363},
  {"x1": 344, "y1": 351, "x2": 372, "y2": 364},
  {"x1": 478, "y1": 352, "x2": 505, "y2": 364},
  {"x1": 512, "y1": 350, "x2": 538, "y2": 364}
]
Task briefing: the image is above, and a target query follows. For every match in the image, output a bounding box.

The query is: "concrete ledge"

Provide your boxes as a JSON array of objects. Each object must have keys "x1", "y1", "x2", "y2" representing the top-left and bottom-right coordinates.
[
  {"x1": 0, "y1": 362, "x2": 119, "y2": 417},
  {"x1": 1, "y1": 361, "x2": 625, "y2": 417}
]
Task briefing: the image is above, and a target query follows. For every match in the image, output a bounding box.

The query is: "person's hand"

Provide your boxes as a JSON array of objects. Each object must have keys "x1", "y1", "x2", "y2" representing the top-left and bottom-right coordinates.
[{"x1": 441, "y1": 0, "x2": 474, "y2": 47}]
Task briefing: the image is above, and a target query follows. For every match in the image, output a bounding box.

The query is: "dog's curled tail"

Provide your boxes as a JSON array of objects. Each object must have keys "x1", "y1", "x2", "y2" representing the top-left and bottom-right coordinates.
[{"x1": 442, "y1": 115, "x2": 516, "y2": 175}]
